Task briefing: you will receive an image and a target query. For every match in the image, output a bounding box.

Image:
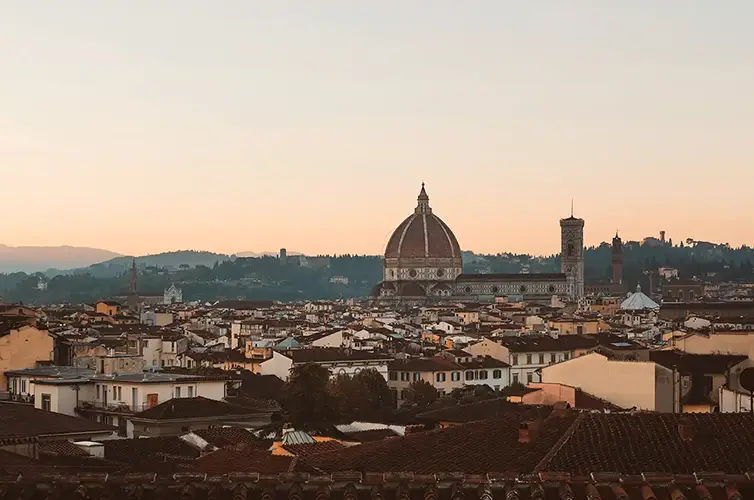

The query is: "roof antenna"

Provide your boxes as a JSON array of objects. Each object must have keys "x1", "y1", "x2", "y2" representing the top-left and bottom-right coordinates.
[{"x1": 570, "y1": 198, "x2": 574, "y2": 217}]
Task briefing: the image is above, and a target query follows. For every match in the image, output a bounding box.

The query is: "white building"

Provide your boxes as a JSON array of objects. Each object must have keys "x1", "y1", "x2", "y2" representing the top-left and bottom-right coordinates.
[
  {"x1": 258, "y1": 348, "x2": 391, "y2": 382},
  {"x1": 163, "y1": 284, "x2": 183, "y2": 304}
]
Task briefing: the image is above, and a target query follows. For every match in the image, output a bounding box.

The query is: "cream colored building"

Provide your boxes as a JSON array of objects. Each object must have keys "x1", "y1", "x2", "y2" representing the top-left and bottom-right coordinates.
[
  {"x1": 0, "y1": 325, "x2": 54, "y2": 391},
  {"x1": 541, "y1": 352, "x2": 677, "y2": 412},
  {"x1": 670, "y1": 331, "x2": 754, "y2": 357},
  {"x1": 388, "y1": 357, "x2": 465, "y2": 406}
]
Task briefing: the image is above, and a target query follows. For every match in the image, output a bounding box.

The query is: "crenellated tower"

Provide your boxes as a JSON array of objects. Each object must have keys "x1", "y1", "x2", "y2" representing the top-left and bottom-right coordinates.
[{"x1": 560, "y1": 206, "x2": 585, "y2": 299}]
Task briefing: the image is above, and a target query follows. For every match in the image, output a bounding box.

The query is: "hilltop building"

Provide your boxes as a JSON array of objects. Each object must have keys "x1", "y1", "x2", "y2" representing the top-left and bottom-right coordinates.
[{"x1": 372, "y1": 184, "x2": 582, "y2": 305}]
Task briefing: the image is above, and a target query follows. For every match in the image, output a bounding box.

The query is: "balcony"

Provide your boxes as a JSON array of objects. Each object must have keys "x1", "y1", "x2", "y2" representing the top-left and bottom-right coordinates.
[{"x1": 76, "y1": 400, "x2": 152, "y2": 414}]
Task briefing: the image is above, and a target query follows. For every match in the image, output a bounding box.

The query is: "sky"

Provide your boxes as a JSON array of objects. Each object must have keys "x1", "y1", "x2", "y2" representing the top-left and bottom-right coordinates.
[{"x1": 2, "y1": 1, "x2": 753, "y2": 257}]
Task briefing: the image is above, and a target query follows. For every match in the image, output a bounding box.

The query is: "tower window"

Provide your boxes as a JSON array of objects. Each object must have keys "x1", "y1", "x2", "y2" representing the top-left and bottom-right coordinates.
[{"x1": 567, "y1": 243, "x2": 575, "y2": 257}]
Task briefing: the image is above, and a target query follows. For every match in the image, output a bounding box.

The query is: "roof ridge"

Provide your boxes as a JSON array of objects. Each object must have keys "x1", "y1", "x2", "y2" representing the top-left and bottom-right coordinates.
[{"x1": 533, "y1": 412, "x2": 585, "y2": 473}]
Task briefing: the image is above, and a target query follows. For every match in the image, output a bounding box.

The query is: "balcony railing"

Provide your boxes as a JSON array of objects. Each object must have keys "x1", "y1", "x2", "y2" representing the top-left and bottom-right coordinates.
[{"x1": 76, "y1": 400, "x2": 152, "y2": 413}]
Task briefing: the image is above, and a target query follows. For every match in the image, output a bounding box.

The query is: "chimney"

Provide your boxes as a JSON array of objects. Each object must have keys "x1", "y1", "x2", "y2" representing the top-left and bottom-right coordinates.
[
  {"x1": 282, "y1": 422, "x2": 294, "y2": 435},
  {"x1": 519, "y1": 420, "x2": 539, "y2": 443},
  {"x1": 404, "y1": 424, "x2": 425, "y2": 435},
  {"x1": 678, "y1": 417, "x2": 695, "y2": 441}
]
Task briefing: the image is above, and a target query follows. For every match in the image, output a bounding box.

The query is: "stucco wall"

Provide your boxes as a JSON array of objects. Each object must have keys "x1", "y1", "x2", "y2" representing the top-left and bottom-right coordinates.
[
  {"x1": 541, "y1": 353, "x2": 662, "y2": 411},
  {"x1": 0, "y1": 326, "x2": 53, "y2": 391}
]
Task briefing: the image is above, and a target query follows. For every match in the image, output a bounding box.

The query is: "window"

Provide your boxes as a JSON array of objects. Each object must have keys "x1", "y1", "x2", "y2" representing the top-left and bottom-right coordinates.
[
  {"x1": 400, "y1": 372, "x2": 409, "y2": 381},
  {"x1": 538, "y1": 353, "x2": 544, "y2": 364},
  {"x1": 412, "y1": 372, "x2": 420, "y2": 382},
  {"x1": 117, "y1": 386, "x2": 122, "y2": 401},
  {"x1": 96, "y1": 385, "x2": 100, "y2": 400},
  {"x1": 20, "y1": 379, "x2": 26, "y2": 394},
  {"x1": 41, "y1": 394, "x2": 51, "y2": 411},
  {"x1": 400, "y1": 390, "x2": 408, "y2": 400},
  {"x1": 187, "y1": 386, "x2": 194, "y2": 397},
  {"x1": 550, "y1": 353, "x2": 556, "y2": 363},
  {"x1": 577, "y1": 326, "x2": 584, "y2": 335},
  {"x1": 389, "y1": 372, "x2": 398, "y2": 381},
  {"x1": 451, "y1": 372, "x2": 460, "y2": 381},
  {"x1": 175, "y1": 387, "x2": 182, "y2": 398},
  {"x1": 465, "y1": 371, "x2": 474, "y2": 381},
  {"x1": 527, "y1": 372, "x2": 533, "y2": 383},
  {"x1": 526, "y1": 354, "x2": 532, "y2": 365},
  {"x1": 564, "y1": 352, "x2": 570, "y2": 360},
  {"x1": 493, "y1": 369, "x2": 502, "y2": 379},
  {"x1": 512, "y1": 354, "x2": 518, "y2": 365},
  {"x1": 436, "y1": 373, "x2": 446, "y2": 382},
  {"x1": 478, "y1": 370, "x2": 488, "y2": 380},
  {"x1": 512, "y1": 373, "x2": 519, "y2": 384}
]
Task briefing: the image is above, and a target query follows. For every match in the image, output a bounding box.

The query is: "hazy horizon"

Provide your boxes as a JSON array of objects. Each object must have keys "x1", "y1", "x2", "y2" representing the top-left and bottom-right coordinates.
[{"x1": 2, "y1": 1, "x2": 752, "y2": 256}]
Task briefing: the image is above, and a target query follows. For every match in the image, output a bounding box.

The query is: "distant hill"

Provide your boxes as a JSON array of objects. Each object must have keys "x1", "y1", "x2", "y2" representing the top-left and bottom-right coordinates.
[
  {"x1": 0, "y1": 244, "x2": 122, "y2": 273},
  {"x1": 47, "y1": 250, "x2": 232, "y2": 278},
  {"x1": 235, "y1": 250, "x2": 302, "y2": 258}
]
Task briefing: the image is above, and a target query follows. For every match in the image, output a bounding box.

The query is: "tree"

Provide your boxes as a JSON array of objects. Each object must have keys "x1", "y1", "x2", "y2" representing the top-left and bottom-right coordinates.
[
  {"x1": 329, "y1": 369, "x2": 395, "y2": 422},
  {"x1": 353, "y1": 369, "x2": 395, "y2": 420},
  {"x1": 405, "y1": 380, "x2": 439, "y2": 408},
  {"x1": 283, "y1": 363, "x2": 339, "y2": 430}
]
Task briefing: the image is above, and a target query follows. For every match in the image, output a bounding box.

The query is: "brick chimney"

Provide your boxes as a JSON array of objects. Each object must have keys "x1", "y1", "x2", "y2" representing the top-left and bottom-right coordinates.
[
  {"x1": 678, "y1": 417, "x2": 695, "y2": 441},
  {"x1": 519, "y1": 420, "x2": 539, "y2": 443},
  {"x1": 404, "y1": 424, "x2": 425, "y2": 435}
]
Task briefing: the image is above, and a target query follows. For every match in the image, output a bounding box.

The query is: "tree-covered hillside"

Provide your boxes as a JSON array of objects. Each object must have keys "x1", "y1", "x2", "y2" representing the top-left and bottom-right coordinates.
[{"x1": 1, "y1": 241, "x2": 752, "y2": 305}]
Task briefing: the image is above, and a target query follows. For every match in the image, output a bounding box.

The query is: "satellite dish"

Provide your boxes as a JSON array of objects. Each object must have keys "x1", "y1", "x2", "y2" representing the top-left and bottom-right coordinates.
[{"x1": 739, "y1": 367, "x2": 754, "y2": 392}]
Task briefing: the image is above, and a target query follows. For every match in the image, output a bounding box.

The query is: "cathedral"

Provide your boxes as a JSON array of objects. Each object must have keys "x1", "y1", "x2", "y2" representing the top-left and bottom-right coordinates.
[{"x1": 372, "y1": 184, "x2": 585, "y2": 304}]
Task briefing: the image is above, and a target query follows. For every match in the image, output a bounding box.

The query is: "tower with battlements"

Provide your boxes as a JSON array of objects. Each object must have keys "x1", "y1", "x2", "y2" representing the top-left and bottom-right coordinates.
[{"x1": 560, "y1": 210, "x2": 585, "y2": 299}]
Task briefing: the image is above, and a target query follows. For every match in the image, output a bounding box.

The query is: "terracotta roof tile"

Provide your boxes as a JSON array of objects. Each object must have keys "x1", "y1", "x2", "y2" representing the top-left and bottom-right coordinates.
[
  {"x1": 192, "y1": 427, "x2": 269, "y2": 449},
  {"x1": 542, "y1": 413, "x2": 754, "y2": 474},
  {"x1": 282, "y1": 441, "x2": 345, "y2": 458},
  {"x1": 308, "y1": 408, "x2": 576, "y2": 473},
  {"x1": 416, "y1": 398, "x2": 552, "y2": 424}
]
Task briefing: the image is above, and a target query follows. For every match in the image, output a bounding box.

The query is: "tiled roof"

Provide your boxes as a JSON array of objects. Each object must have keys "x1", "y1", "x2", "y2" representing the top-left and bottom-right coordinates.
[
  {"x1": 458, "y1": 356, "x2": 510, "y2": 369},
  {"x1": 132, "y1": 397, "x2": 260, "y2": 420},
  {"x1": 283, "y1": 441, "x2": 346, "y2": 458},
  {"x1": 0, "y1": 473, "x2": 753, "y2": 500},
  {"x1": 192, "y1": 448, "x2": 298, "y2": 474},
  {"x1": 541, "y1": 413, "x2": 754, "y2": 474},
  {"x1": 104, "y1": 436, "x2": 200, "y2": 466},
  {"x1": 192, "y1": 427, "x2": 269, "y2": 449},
  {"x1": 388, "y1": 357, "x2": 461, "y2": 372},
  {"x1": 285, "y1": 348, "x2": 392, "y2": 364},
  {"x1": 499, "y1": 335, "x2": 598, "y2": 353},
  {"x1": 0, "y1": 403, "x2": 115, "y2": 441},
  {"x1": 308, "y1": 409, "x2": 576, "y2": 473},
  {"x1": 38, "y1": 440, "x2": 90, "y2": 457},
  {"x1": 341, "y1": 428, "x2": 400, "y2": 442},
  {"x1": 415, "y1": 398, "x2": 552, "y2": 424},
  {"x1": 649, "y1": 350, "x2": 748, "y2": 374}
]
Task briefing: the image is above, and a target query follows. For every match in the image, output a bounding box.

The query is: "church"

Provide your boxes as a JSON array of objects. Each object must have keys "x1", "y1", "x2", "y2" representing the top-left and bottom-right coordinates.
[{"x1": 372, "y1": 184, "x2": 585, "y2": 304}]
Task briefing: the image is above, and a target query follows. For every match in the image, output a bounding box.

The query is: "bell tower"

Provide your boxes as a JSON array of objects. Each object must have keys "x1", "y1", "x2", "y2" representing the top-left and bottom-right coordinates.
[
  {"x1": 560, "y1": 204, "x2": 585, "y2": 299},
  {"x1": 611, "y1": 232, "x2": 623, "y2": 284}
]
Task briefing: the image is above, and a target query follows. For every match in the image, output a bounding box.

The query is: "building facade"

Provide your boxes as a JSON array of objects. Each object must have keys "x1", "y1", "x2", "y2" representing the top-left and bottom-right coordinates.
[{"x1": 560, "y1": 213, "x2": 585, "y2": 299}]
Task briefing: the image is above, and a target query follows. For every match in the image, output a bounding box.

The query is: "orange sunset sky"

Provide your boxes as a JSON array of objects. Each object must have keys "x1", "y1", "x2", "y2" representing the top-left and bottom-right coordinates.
[{"x1": 1, "y1": 2, "x2": 752, "y2": 257}]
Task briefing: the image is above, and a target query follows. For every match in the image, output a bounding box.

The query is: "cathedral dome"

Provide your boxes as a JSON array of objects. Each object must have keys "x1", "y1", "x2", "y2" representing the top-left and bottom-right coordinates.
[{"x1": 384, "y1": 184, "x2": 462, "y2": 262}]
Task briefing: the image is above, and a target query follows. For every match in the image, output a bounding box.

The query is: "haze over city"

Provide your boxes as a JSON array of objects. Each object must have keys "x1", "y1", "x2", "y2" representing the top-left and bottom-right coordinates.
[{"x1": 2, "y1": 1, "x2": 753, "y2": 257}]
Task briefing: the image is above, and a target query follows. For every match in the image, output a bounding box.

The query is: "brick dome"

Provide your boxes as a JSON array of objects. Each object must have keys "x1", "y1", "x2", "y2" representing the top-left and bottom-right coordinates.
[{"x1": 384, "y1": 184, "x2": 462, "y2": 262}]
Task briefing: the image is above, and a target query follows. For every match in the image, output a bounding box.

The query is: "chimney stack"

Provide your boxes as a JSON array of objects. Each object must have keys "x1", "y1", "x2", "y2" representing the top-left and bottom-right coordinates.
[
  {"x1": 519, "y1": 420, "x2": 539, "y2": 443},
  {"x1": 678, "y1": 417, "x2": 695, "y2": 441},
  {"x1": 404, "y1": 424, "x2": 425, "y2": 435}
]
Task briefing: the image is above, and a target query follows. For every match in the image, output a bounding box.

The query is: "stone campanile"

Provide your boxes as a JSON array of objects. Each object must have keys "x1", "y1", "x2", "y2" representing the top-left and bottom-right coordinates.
[{"x1": 560, "y1": 210, "x2": 585, "y2": 299}]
